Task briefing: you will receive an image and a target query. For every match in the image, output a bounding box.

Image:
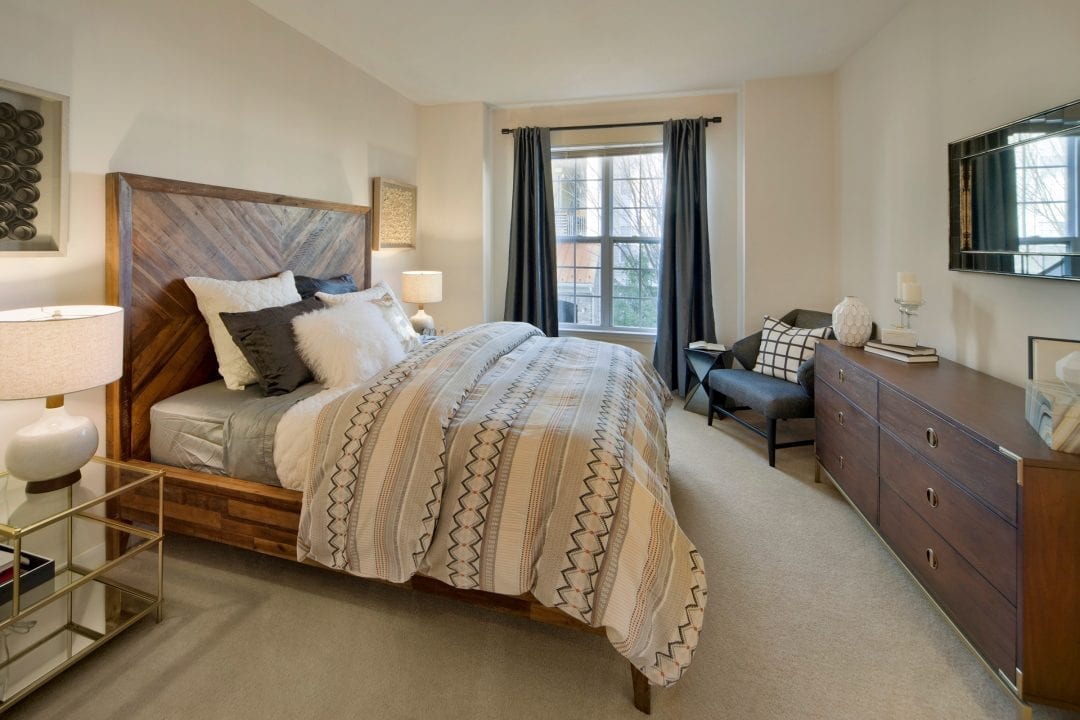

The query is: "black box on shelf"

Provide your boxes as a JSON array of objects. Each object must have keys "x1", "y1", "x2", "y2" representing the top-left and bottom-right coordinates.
[{"x1": 0, "y1": 545, "x2": 55, "y2": 613}]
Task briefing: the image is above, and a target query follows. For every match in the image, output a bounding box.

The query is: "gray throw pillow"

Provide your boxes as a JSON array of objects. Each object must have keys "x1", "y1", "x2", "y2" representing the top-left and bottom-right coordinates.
[
  {"x1": 294, "y1": 273, "x2": 358, "y2": 299},
  {"x1": 220, "y1": 296, "x2": 323, "y2": 396}
]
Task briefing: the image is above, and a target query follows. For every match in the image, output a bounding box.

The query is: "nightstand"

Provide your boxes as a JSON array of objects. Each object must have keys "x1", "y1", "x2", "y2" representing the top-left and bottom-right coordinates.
[
  {"x1": 683, "y1": 346, "x2": 732, "y2": 410},
  {"x1": 0, "y1": 457, "x2": 163, "y2": 710}
]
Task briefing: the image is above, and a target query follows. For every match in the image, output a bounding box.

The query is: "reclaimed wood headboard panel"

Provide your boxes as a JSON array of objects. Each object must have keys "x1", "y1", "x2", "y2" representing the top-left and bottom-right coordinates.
[{"x1": 105, "y1": 172, "x2": 370, "y2": 462}]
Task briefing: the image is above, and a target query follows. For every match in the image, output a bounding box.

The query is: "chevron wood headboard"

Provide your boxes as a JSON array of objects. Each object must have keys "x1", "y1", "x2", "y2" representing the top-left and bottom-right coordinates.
[{"x1": 105, "y1": 172, "x2": 370, "y2": 462}]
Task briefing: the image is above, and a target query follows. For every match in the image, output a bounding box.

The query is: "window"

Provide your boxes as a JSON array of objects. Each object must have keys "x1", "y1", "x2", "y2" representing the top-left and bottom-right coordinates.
[
  {"x1": 553, "y1": 146, "x2": 663, "y2": 333},
  {"x1": 1011, "y1": 132, "x2": 1078, "y2": 276}
]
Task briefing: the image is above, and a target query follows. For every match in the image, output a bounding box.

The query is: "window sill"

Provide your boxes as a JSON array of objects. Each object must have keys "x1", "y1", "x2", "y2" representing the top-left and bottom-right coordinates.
[{"x1": 560, "y1": 327, "x2": 656, "y2": 344}]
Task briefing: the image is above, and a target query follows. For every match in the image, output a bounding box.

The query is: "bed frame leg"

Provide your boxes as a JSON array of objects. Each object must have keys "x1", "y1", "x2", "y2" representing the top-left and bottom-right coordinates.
[{"x1": 631, "y1": 664, "x2": 652, "y2": 714}]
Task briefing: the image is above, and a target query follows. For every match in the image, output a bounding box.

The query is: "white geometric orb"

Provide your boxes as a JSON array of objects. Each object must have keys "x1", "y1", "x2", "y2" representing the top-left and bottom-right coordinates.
[
  {"x1": 1056, "y1": 351, "x2": 1080, "y2": 394},
  {"x1": 832, "y1": 296, "x2": 873, "y2": 347}
]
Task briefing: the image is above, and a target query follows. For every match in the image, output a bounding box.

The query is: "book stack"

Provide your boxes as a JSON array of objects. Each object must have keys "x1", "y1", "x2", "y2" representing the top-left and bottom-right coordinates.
[
  {"x1": 864, "y1": 340, "x2": 938, "y2": 364},
  {"x1": 689, "y1": 340, "x2": 726, "y2": 352}
]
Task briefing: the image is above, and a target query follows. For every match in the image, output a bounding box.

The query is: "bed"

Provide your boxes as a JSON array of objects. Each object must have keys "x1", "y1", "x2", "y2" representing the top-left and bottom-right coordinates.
[{"x1": 104, "y1": 172, "x2": 703, "y2": 712}]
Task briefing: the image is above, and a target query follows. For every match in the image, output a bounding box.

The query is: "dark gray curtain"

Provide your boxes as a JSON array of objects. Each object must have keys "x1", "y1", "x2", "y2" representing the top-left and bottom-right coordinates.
[
  {"x1": 653, "y1": 118, "x2": 716, "y2": 392},
  {"x1": 504, "y1": 127, "x2": 559, "y2": 336},
  {"x1": 971, "y1": 130, "x2": 1018, "y2": 273}
]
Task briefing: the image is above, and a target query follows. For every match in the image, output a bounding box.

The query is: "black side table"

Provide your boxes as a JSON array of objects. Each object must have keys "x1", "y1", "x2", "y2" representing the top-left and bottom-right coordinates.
[{"x1": 683, "y1": 347, "x2": 732, "y2": 409}]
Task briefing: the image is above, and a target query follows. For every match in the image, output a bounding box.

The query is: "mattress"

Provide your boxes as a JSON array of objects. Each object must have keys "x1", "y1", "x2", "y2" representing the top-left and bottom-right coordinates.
[{"x1": 149, "y1": 380, "x2": 319, "y2": 485}]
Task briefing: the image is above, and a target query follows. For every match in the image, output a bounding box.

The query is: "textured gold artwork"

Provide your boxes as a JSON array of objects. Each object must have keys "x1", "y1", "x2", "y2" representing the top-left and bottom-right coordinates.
[{"x1": 372, "y1": 177, "x2": 416, "y2": 250}]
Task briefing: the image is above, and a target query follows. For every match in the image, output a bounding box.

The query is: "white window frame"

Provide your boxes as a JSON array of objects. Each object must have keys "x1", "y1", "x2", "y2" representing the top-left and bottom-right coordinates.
[{"x1": 553, "y1": 144, "x2": 663, "y2": 336}]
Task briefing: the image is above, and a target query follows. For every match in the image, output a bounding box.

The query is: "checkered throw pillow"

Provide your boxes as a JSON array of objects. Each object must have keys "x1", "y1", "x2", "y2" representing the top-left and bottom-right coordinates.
[{"x1": 752, "y1": 315, "x2": 831, "y2": 383}]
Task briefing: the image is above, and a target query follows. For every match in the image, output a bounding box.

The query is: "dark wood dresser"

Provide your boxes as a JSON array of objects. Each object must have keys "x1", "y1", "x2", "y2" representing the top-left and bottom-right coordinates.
[{"x1": 814, "y1": 341, "x2": 1080, "y2": 714}]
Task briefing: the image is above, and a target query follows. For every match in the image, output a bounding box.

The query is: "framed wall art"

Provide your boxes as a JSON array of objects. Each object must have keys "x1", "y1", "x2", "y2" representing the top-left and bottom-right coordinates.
[
  {"x1": 371, "y1": 177, "x2": 416, "y2": 251},
  {"x1": 0, "y1": 78, "x2": 68, "y2": 255}
]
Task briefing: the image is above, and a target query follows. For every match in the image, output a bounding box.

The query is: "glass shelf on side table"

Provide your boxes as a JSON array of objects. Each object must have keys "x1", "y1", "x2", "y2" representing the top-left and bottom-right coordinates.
[{"x1": 0, "y1": 457, "x2": 164, "y2": 711}]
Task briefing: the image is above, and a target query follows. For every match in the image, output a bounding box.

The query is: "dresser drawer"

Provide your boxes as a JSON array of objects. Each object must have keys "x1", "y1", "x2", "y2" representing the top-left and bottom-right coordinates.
[
  {"x1": 879, "y1": 484, "x2": 1016, "y2": 677},
  {"x1": 880, "y1": 431, "x2": 1016, "y2": 604},
  {"x1": 817, "y1": 426, "x2": 878, "y2": 523},
  {"x1": 817, "y1": 346, "x2": 878, "y2": 416},
  {"x1": 816, "y1": 381, "x2": 877, "y2": 470},
  {"x1": 878, "y1": 384, "x2": 1017, "y2": 523}
]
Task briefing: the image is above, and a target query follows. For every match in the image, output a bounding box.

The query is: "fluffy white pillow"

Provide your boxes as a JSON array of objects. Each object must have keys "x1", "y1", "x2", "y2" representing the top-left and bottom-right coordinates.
[
  {"x1": 185, "y1": 271, "x2": 302, "y2": 390},
  {"x1": 291, "y1": 301, "x2": 407, "y2": 388},
  {"x1": 317, "y1": 280, "x2": 421, "y2": 353}
]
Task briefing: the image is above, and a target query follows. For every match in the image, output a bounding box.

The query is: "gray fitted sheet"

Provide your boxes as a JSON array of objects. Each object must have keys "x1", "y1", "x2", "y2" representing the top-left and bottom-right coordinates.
[{"x1": 149, "y1": 380, "x2": 319, "y2": 485}]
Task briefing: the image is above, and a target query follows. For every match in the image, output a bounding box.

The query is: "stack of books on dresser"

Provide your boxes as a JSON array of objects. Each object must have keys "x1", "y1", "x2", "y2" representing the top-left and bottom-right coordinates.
[{"x1": 863, "y1": 340, "x2": 938, "y2": 363}]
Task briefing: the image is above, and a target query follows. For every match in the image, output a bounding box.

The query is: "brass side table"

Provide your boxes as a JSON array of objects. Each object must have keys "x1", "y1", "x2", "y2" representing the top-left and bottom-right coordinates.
[{"x1": 0, "y1": 457, "x2": 163, "y2": 711}]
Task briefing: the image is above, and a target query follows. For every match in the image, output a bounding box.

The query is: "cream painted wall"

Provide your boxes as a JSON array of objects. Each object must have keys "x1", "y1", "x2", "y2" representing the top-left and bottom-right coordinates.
[
  {"x1": 489, "y1": 94, "x2": 740, "y2": 357},
  {"x1": 0, "y1": 0, "x2": 419, "y2": 468},
  {"x1": 416, "y1": 102, "x2": 487, "y2": 332},
  {"x1": 743, "y1": 75, "x2": 838, "y2": 334},
  {"x1": 835, "y1": 0, "x2": 1080, "y2": 385}
]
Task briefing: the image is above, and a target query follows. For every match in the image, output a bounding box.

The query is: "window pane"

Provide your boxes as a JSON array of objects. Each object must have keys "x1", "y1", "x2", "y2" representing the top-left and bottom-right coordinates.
[
  {"x1": 613, "y1": 155, "x2": 639, "y2": 178},
  {"x1": 640, "y1": 207, "x2": 662, "y2": 237},
  {"x1": 641, "y1": 153, "x2": 663, "y2": 177},
  {"x1": 575, "y1": 241, "x2": 601, "y2": 267},
  {"x1": 641, "y1": 299, "x2": 658, "y2": 328},
  {"x1": 613, "y1": 269, "x2": 639, "y2": 297},
  {"x1": 612, "y1": 179, "x2": 639, "y2": 207},
  {"x1": 612, "y1": 208, "x2": 637, "y2": 237},
  {"x1": 641, "y1": 179, "x2": 663, "y2": 207},
  {"x1": 641, "y1": 242, "x2": 660, "y2": 270},
  {"x1": 641, "y1": 268, "x2": 659, "y2": 297},
  {"x1": 614, "y1": 241, "x2": 639, "y2": 268},
  {"x1": 575, "y1": 296, "x2": 601, "y2": 326},
  {"x1": 575, "y1": 267, "x2": 600, "y2": 293},
  {"x1": 613, "y1": 298, "x2": 642, "y2": 328}
]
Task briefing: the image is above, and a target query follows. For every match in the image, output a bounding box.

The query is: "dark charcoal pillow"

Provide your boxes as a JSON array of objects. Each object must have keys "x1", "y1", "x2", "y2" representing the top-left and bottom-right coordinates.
[
  {"x1": 294, "y1": 273, "x2": 358, "y2": 299},
  {"x1": 220, "y1": 297, "x2": 323, "y2": 396}
]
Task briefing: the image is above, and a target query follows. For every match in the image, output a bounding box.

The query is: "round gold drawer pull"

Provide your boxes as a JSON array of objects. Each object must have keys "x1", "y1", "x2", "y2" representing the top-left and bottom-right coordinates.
[
  {"x1": 838, "y1": 368, "x2": 845, "y2": 382},
  {"x1": 837, "y1": 410, "x2": 845, "y2": 426},
  {"x1": 926, "y1": 427, "x2": 939, "y2": 448},
  {"x1": 838, "y1": 455, "x2": 845, "y2": 469},
  {"x1": 926, "y1": 488, "x2": 939, "y2": 508},
  {"x1": 926, "y1": 548, "x2": 938, "y2": 570}
]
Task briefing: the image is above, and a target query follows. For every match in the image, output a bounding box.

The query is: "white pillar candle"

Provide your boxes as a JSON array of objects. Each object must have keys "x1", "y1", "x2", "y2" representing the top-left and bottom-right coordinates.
[
  {"x1": 897, "y1": 272, "x2": 917, "y2": 299},
  {"x1": 901, "y1": 282, "x2": 923, "y2": 304}
]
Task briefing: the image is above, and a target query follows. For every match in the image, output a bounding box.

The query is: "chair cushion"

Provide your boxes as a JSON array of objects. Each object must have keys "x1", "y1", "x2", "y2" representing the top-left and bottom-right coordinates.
[{"x1": 708, "y1": 368, "x2": 814, "y2": 419}]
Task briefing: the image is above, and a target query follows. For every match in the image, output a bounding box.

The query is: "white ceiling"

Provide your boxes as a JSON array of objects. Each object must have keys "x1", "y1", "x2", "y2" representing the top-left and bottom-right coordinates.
[{"x1": 250, "y1": 0, "x2": 908, "y2": 106}]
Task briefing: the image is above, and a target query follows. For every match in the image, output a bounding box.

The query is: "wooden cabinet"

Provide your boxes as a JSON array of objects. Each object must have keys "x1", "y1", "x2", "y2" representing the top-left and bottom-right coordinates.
[{"x1": 815, "y1": 341, "x2": 1080, "y2": 713}]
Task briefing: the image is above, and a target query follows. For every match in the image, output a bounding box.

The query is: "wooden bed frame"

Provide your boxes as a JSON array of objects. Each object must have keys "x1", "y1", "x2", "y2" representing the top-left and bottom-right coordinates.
[{"x1": 104, "y1": 172, "x2": 652, "y2": 713}]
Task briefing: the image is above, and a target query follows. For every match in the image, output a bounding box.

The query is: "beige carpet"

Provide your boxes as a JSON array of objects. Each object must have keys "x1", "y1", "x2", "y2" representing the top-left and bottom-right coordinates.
[{"x1": 6, "y1": 406, "x2": 1077, "y2": 719}]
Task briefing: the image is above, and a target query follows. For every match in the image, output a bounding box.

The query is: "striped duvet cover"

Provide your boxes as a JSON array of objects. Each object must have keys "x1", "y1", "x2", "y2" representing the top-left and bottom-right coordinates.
[{"x1": 296, "y1": 322, "x2": 705, "y2": 685}]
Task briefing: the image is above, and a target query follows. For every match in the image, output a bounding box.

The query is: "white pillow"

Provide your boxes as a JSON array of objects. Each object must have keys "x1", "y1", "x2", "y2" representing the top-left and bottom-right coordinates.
[
  {"x1": 752, "y1": 315, "x2": 832, "y2": 383},
  {"x1": 317, "y1": 280, "x2": 421, "y2": 353},
  {"x1": 291, "y1": 301, "x2": 407, "y2": 388},
  {"x1": 185, "y1": 271, "x2": 302, "y2": 390}
]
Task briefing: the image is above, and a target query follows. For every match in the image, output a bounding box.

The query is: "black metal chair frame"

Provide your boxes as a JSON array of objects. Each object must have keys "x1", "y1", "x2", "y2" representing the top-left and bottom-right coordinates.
[{"x1": 706, "y1": 394, "x2": 815, "y2": 467}]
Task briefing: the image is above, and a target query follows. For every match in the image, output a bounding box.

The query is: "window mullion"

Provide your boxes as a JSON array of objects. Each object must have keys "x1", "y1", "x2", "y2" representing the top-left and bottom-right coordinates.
[{"x1": 601, "y1": 156, "x2": 613, "y2": 330}]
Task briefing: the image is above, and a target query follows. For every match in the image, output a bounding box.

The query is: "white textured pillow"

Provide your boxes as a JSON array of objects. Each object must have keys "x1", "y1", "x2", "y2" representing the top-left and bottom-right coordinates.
[
  {"x1": 317, "y1": 280, "x2": 421, "y2": 353},
  {"x1": 753, "y1": 315, "x2": 832, "y2": 383},
  {"x1": 185, "y1": 271, "x2": 302, "y2": 390},
  {"x1": 291, "y1": 301, "x2": 407, "y2": 388}
]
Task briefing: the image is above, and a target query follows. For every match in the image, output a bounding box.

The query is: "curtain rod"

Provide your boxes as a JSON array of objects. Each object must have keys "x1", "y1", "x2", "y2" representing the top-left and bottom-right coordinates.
[{"x1": 499, "y1": 117, "x2": 721, "y2": 135}]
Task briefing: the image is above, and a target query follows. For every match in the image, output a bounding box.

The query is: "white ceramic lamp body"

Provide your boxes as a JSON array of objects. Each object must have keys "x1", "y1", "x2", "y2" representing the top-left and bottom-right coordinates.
[
  {"x1": 832, "y1": 296, "x2": 873, "y2": 347},
  {"x1": 5, "y1": 405, "x2": 98, "y2": 482},
  {"x1": 401, "y1": 271, "x2": 442, "y2": 334},
  {"x1": 0, "y1": 305, "x2": 123, "y2": 491}
]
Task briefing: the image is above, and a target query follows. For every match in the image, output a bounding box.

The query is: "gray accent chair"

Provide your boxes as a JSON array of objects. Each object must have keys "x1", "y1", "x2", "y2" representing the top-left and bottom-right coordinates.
[{"x1": 706, "y1": 309, "x2": 833, "y2": 467}]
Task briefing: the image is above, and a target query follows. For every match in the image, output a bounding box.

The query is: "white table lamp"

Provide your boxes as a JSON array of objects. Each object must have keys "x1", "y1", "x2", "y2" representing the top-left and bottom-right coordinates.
[
  {"x1": 0, "y1": 306, "x2": 124, "y2": 493},
  {"x1": 401, "y1": 271, "x2": 442, "y2": 333}
]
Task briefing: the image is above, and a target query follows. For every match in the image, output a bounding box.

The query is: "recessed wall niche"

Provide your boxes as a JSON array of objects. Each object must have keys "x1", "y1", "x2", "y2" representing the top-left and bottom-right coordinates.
[{"x1": 0, "y1": 79, "x2": 68, "y2": 255}]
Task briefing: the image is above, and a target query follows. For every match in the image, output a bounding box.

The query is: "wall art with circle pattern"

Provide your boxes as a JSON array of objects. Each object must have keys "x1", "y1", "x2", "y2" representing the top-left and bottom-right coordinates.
[{"x1": 0, "y1": 79, "x2": 68, "y2": 255}]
